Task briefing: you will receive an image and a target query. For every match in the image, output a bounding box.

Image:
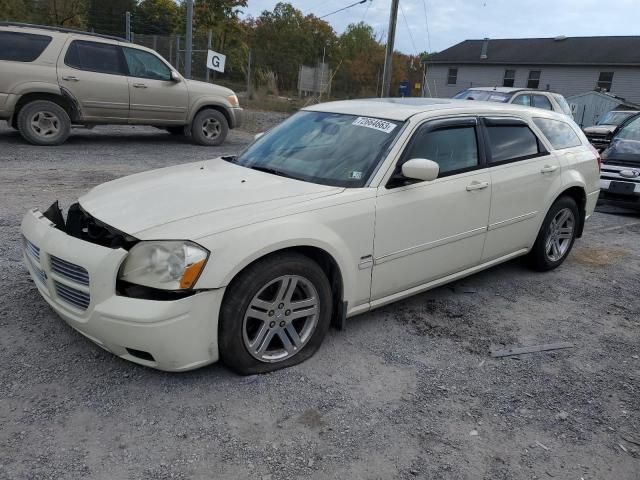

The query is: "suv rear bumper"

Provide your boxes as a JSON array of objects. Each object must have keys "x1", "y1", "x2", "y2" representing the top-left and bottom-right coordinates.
[{"x1": 21, "y1": 208, "x2": 224, "y2": 371}]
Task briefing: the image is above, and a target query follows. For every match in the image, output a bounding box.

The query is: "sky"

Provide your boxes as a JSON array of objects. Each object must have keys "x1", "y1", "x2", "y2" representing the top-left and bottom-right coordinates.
[{"x1": 241, "y1": 0, "x2": 640, "y2": 54}]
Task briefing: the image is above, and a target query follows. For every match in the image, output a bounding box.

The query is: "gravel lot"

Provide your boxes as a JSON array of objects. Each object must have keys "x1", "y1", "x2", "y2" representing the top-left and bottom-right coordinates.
[{"x1": 1, "y1": 121, "x2": 639, "y2": 480}]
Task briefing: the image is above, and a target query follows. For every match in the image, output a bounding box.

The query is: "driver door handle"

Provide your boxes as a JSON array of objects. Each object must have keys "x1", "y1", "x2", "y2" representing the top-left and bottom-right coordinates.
[
  {"x1": 540, "y1": 164, "x2": 558, "y2": 174},
  {"x1": 132, "y1": 83, "x2": 148, "y2": 88},
  {"x1": 466, "y1": 181, "x2": 489, "y2": 191}
]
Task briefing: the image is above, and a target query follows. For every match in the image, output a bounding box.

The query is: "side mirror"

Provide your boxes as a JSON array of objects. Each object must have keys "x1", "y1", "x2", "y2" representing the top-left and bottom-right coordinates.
[
  {"x1": 171, "y1": 71, "x2": 182, "y2": 82},
  {"x1": 254, "y1": 132, "x2": 265, "y2": 140},
  {"x1": 401, "y1": 158, "x2": 440, "y2": 182}
]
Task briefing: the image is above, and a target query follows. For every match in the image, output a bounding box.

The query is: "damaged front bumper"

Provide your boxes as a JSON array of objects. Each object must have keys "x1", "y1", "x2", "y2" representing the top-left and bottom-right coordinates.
[{"x1": 21, "y1": 207, "x2": 224, "y2": 371}]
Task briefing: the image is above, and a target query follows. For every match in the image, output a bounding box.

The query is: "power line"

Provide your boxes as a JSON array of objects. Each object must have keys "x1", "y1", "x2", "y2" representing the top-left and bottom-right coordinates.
[
  {"x1": 421, "y1": 0, "x2": 432, "y2": 53},
  {"x1": 399, "y1": 1, "x2": 418, "y2": 55},
  {"x1": 320, "y1": 0, "x2": 368, "y2": 19}
]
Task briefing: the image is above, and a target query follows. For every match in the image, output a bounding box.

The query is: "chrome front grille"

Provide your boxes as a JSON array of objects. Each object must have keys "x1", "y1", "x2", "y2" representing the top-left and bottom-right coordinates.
[
  {"x1": 23, "y1": 236, "x2": 92, "y2": 312},
  {"x1": 50, "y1": 255, "x2": 90, "y2": 286},
  {"x1": 54, "y1": 281, "x2": 91, "y2": 310}
]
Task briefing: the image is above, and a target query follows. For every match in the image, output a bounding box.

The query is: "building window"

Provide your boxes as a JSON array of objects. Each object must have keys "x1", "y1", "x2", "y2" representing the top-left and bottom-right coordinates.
[
  {"x1": 447, "y1": 68, "x2": 458, "y2": 85},
  {"x1": 597, "y1": 72, "x2": 614, "y2": 92},
  {"x1": 503, "y1": 69, "x2": 516, "y2": 87},
  {"x1": 527, "y1": 70, "x2": 541, "y2": 89}
]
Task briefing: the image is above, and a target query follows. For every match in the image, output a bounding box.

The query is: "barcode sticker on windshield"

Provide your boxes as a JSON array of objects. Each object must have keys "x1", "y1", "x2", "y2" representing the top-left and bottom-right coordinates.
[{"x1": 352, "y1": 117, "x2": 397, "y2": 133}]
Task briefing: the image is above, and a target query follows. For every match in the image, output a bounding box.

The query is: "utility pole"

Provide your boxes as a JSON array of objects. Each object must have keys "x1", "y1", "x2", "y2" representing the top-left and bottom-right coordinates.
[
  {"x1": 381, "y1": 0, "x2": 399, "y2": 97},
  {"x1": 185, "y1": 0, "x2": 193, "y2": 79},
  {"x1": 205, "y1": 29, "x2": 212, "y2": 82},
  {"x1": 246, "y1": 49, "x2": 253, "y2": 99},
  {"x1": 125, "y1": 11, "x2": 131, "y2": 42}
]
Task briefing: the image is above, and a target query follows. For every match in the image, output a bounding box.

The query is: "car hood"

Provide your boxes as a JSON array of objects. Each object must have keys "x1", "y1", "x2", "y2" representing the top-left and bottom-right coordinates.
[
  {"x1": 184, "y1": 79, "x2": 234, "y2": 97},
  {"x1": 584, "y1": 125, "x2": 617, "y2": 135},
  {"x1": 79, "y1": 159, "x2": 343, "y2": 239}
]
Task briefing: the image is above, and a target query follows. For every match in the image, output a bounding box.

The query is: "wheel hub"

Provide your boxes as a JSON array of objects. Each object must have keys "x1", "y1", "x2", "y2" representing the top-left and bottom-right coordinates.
[{"x1": 545, "y1": 208, "x2": 575, "y2": 262}]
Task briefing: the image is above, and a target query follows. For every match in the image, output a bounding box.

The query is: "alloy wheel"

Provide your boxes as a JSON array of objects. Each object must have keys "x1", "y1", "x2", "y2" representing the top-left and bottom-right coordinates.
[
  {"x1": 201, "y1": 118, "x2": 221, "y2": 139},
  {"x1": 29, "y1": 111, "x2": 60, "y2": 138},
  {"x1": 545, "y1": 207, "x2": 575, "y2": 262},
  {"x1": 242, "y1": 275, "x2": 319, "y2": 363}
]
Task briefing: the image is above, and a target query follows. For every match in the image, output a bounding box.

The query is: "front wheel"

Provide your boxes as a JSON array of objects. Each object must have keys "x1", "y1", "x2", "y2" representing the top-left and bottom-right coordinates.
[
  {"x1": 190, "y1": 109, "x2": 229, "y2": 146},
  {"x1": 528, "y1": 196, "x2": 579, "y2": 271},
  {"x1": 218, "y1": 253, "x2": 333, "y2": 375}
]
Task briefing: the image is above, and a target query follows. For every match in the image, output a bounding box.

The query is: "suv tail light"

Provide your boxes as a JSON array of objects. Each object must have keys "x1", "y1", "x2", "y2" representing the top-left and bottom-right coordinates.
[{"x1": 588, "y1": 143, "x2": 602, "y2": 171}]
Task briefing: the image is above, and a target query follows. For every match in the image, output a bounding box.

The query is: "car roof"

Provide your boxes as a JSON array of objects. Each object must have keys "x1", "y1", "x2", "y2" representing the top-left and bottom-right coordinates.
[
  {"x1": 0, "y1": 22, "x2": 128, "y2": 44},
  {"x1": 303, "y1": 97, "x2": 566, "y2": 122}
]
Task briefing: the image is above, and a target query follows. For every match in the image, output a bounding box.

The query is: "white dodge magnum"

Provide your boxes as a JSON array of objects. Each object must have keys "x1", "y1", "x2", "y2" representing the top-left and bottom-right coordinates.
[{"x1": 21, "y1": 99, "x2": 600, "y2": 374}]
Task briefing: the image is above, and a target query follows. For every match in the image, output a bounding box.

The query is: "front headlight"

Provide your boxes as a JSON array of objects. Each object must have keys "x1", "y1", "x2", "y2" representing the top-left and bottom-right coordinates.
[
  {"x1": 227, "y1": 94, "x2": 239, "y2": 107},
  {"x1": 118, "y1": 241, "x2": 209, "y2": 290}
]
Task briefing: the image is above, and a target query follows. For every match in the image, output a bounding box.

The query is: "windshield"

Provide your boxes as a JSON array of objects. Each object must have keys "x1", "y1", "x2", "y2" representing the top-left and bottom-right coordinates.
[
  {"x1": 453, "y1": 89, "x2": 510, "y2": 102},
  {"x1": 598, "y1": 111, "x2": 635, "y2": 126},
  {"x1": 232, "y1": 111, "x2": 403, "y2": 187},
  {"x1": 603, "y1": 116, "x2": 640, "y2": 164}
]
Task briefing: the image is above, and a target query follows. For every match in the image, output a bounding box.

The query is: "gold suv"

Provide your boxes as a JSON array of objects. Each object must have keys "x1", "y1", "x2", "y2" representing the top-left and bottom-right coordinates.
[{"x1": 0, "y1": 23, "x2": 243, "y2": 146}]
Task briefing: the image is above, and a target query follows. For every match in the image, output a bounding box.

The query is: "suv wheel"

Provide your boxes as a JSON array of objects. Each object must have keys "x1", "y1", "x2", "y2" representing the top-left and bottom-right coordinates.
[
  {"x1": 17, "y1": 100, "x2": 71, "y2": 146},
  {"x1": 528, "y1": 196, "x2": 579, "y2": 271},
  {"x1": 191, "y1": 109, "x2": 228, "y2": 146},
  {"x1": 219, "y1": 252, "x2": 333, "y2": 375}
]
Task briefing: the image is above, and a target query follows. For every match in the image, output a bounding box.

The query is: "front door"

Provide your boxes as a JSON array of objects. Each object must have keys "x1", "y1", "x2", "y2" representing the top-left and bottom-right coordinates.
[
  {"x1": 371, "y1": 117, "x2": 491, "y2": 301},
  {"x1": 121, "y1": 47, "x2": 188, "y2": 124},
  {"x1": 57, "y1": 38, "x2": 130, "y2": 122},
  {"x1": 481, "y1": 116, "x2": 563, "y2": 261}
]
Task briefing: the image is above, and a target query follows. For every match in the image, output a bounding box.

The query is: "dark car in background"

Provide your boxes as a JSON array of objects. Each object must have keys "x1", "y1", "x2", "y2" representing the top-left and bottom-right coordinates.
[
  {"x1": 583, "y1": 110, "x2": 640, "y2": 152},
  {"x1": 599, "y1": 114, "x2": 640, "y2": 210}
]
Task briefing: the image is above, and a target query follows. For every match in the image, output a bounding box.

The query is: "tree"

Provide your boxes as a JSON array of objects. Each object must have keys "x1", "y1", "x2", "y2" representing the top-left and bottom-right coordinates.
[
  {"x1": 42, "y1": 0, "x2": 87, "y2": 27},
  {"x1": 87, "y1": 0, "x2": 135, "y2": 36},
  {"x1": 135, "y1": 0, "x2": 178, "y2": 34}
]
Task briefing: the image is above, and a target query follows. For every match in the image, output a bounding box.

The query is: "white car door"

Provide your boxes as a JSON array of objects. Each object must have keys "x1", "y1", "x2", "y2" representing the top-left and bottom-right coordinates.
[
  {"x1": 481, "y1": 116, "x2": 563, "y2": 261},
  {"x1": 371, "y1": 117, "x2": 491, "y2": 301}
]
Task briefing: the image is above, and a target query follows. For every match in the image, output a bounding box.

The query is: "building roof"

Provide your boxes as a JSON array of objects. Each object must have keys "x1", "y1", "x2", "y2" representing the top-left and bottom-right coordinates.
[{"x1": 426, "y1": 36, "x2": 640, "y2": 66}]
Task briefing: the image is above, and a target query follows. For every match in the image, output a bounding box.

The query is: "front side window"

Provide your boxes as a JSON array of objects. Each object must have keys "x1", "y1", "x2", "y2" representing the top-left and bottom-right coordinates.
[
  {"x1": 533, "y1": 118, "x2": 582, "y2": 150},
  {"x1": 503, "y1": 69, "x2": 516, "y2": 87},
  {"x1": 597, "y1": 72, "x2": 614, "y2": 92},
  {"x1": 403, "y1": 126, "x2": 479, "y2": 176},
  {"x1": 232, "y1": 111, "x2": 403, "y2": 187},
  {"x1": 447, "y1": 68, "x2": 458, "y2": 85},
  {"x1": 532, "y1": 95, "x2": 553, "y2": 110},
  {"x1": 486, "y1": 124, "x2": 541, "y2": 164},
  {"x1": 527, "y1": 71, "x2": 541, "y2": 89},
  {"x1": 123, "y1": 47, "x2": 171, "y2": 80},
  {"x1": 512, "y1": 94, "x2": 531, "y2": 106},
  {"x1": 0, "y1": 31, "x2": 52, "y2": 62},
  {"x1": 65, "y1": 40, "x2": 127, "y2": 75}
]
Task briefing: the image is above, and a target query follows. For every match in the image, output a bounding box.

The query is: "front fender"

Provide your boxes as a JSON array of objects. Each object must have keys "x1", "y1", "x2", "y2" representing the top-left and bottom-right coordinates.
[{"x1": 188, "y1": 98, "x2": 234, "y2": 124}]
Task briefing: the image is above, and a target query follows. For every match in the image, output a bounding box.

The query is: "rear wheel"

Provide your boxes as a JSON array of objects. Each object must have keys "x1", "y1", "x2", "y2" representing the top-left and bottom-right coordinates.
[
  {"x1": 528, "y1": 196, "x2": 579, "y2": 271},
  {"x1": 17, "y1": 100, "x2": 71, "y2": 146},
  {"x1": 190, "y1": 108, "x2": 228, "y2": 146},
  {"x1": 219, "y1": 252, "x2": 332, "y2": 375}
]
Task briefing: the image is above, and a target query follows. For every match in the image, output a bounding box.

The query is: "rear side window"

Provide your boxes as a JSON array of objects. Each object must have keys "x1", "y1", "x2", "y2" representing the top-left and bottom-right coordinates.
[
  {"x1": 65, "y1": 40, "x2": 127, "y2": 75},
  {"x1": 405, "y1": 126, "x2": 479, "y2": 175},
  {"x1": 485, "y1": 124, "x2": 541, "y2": 164},
  {"x1": 0, "y1": 31, "x2": 52, "y2": 62},
  {"x1": 512, "y1": 95, "x2": 530, "y2": 106},
  {"x1": 532, "y1": 95, "x2": 553, "y2": 110},
  {"x1": 533, "y1": 118, "x2": 582, "y2": 150},
  {"x1": 552, "y1": 94, "x2": 572, "y2": 116}
]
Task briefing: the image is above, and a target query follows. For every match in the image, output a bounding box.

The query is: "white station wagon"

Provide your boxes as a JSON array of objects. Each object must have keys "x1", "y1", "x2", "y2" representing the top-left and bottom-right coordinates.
[{"x1": 21, "y1": 99, "x2": 600, "y2": 374}]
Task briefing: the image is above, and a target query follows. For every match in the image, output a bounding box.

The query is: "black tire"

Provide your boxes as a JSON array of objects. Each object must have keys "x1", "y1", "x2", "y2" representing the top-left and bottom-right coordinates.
[
  {"x1": 528, "y1": 195, "x2": 579, "y2": 271},
  {"x1": 190, "y1": 108, "x2": 228, "y2": 146},
  {"x1": 17, "y1": 100, "x2": 71, "y2": 146},
  {"x1": 166, "y1": 126, "x2": 186, "y2": 136},
  {"x1": 219, "y1": 252, "x2": 333, "y2": 375}
]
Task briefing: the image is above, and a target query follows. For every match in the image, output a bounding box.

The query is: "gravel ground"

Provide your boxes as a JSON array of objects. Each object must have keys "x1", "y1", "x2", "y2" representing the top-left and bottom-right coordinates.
[{"x1": 0, "y1": 121, "x2": 639, "y2": 480}]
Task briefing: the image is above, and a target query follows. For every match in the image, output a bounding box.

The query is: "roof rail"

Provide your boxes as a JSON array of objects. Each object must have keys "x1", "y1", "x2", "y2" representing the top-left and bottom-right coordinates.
[{"x1": 0, "y1": 22, "x2": 127, "y2": 42}]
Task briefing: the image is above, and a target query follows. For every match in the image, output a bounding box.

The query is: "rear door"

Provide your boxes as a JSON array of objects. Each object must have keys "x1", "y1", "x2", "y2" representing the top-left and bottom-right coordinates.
[
  {"x1": 57, "y1": 38, "x2": 130, "y2": 121},
  {"x1": 481, "y1": 116, "x2": 563, "y2": 261},
  {"x1": 121, "y1": 46, "x2": 188, "y2": 124}
]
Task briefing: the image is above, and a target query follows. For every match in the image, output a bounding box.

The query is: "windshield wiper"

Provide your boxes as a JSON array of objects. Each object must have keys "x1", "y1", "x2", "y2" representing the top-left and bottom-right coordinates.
[
  {"x1": 221, "y1": 155, "x2": 237, "y2": 162},
  {"x1": 248, "y1": 165, "x2": 295, "y2": 179}
]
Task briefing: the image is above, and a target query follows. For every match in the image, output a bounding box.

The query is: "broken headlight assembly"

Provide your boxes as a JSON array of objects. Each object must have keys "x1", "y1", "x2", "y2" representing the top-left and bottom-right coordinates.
[{"x1": 118, "y1": 241, "x2": 209, "y2": 291}]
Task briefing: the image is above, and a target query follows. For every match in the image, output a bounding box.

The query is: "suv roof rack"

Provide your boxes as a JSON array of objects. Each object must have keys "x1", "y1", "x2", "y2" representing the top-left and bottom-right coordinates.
[{"x1": 0, "y1": 22, "x2": 127, "y2": 42}]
